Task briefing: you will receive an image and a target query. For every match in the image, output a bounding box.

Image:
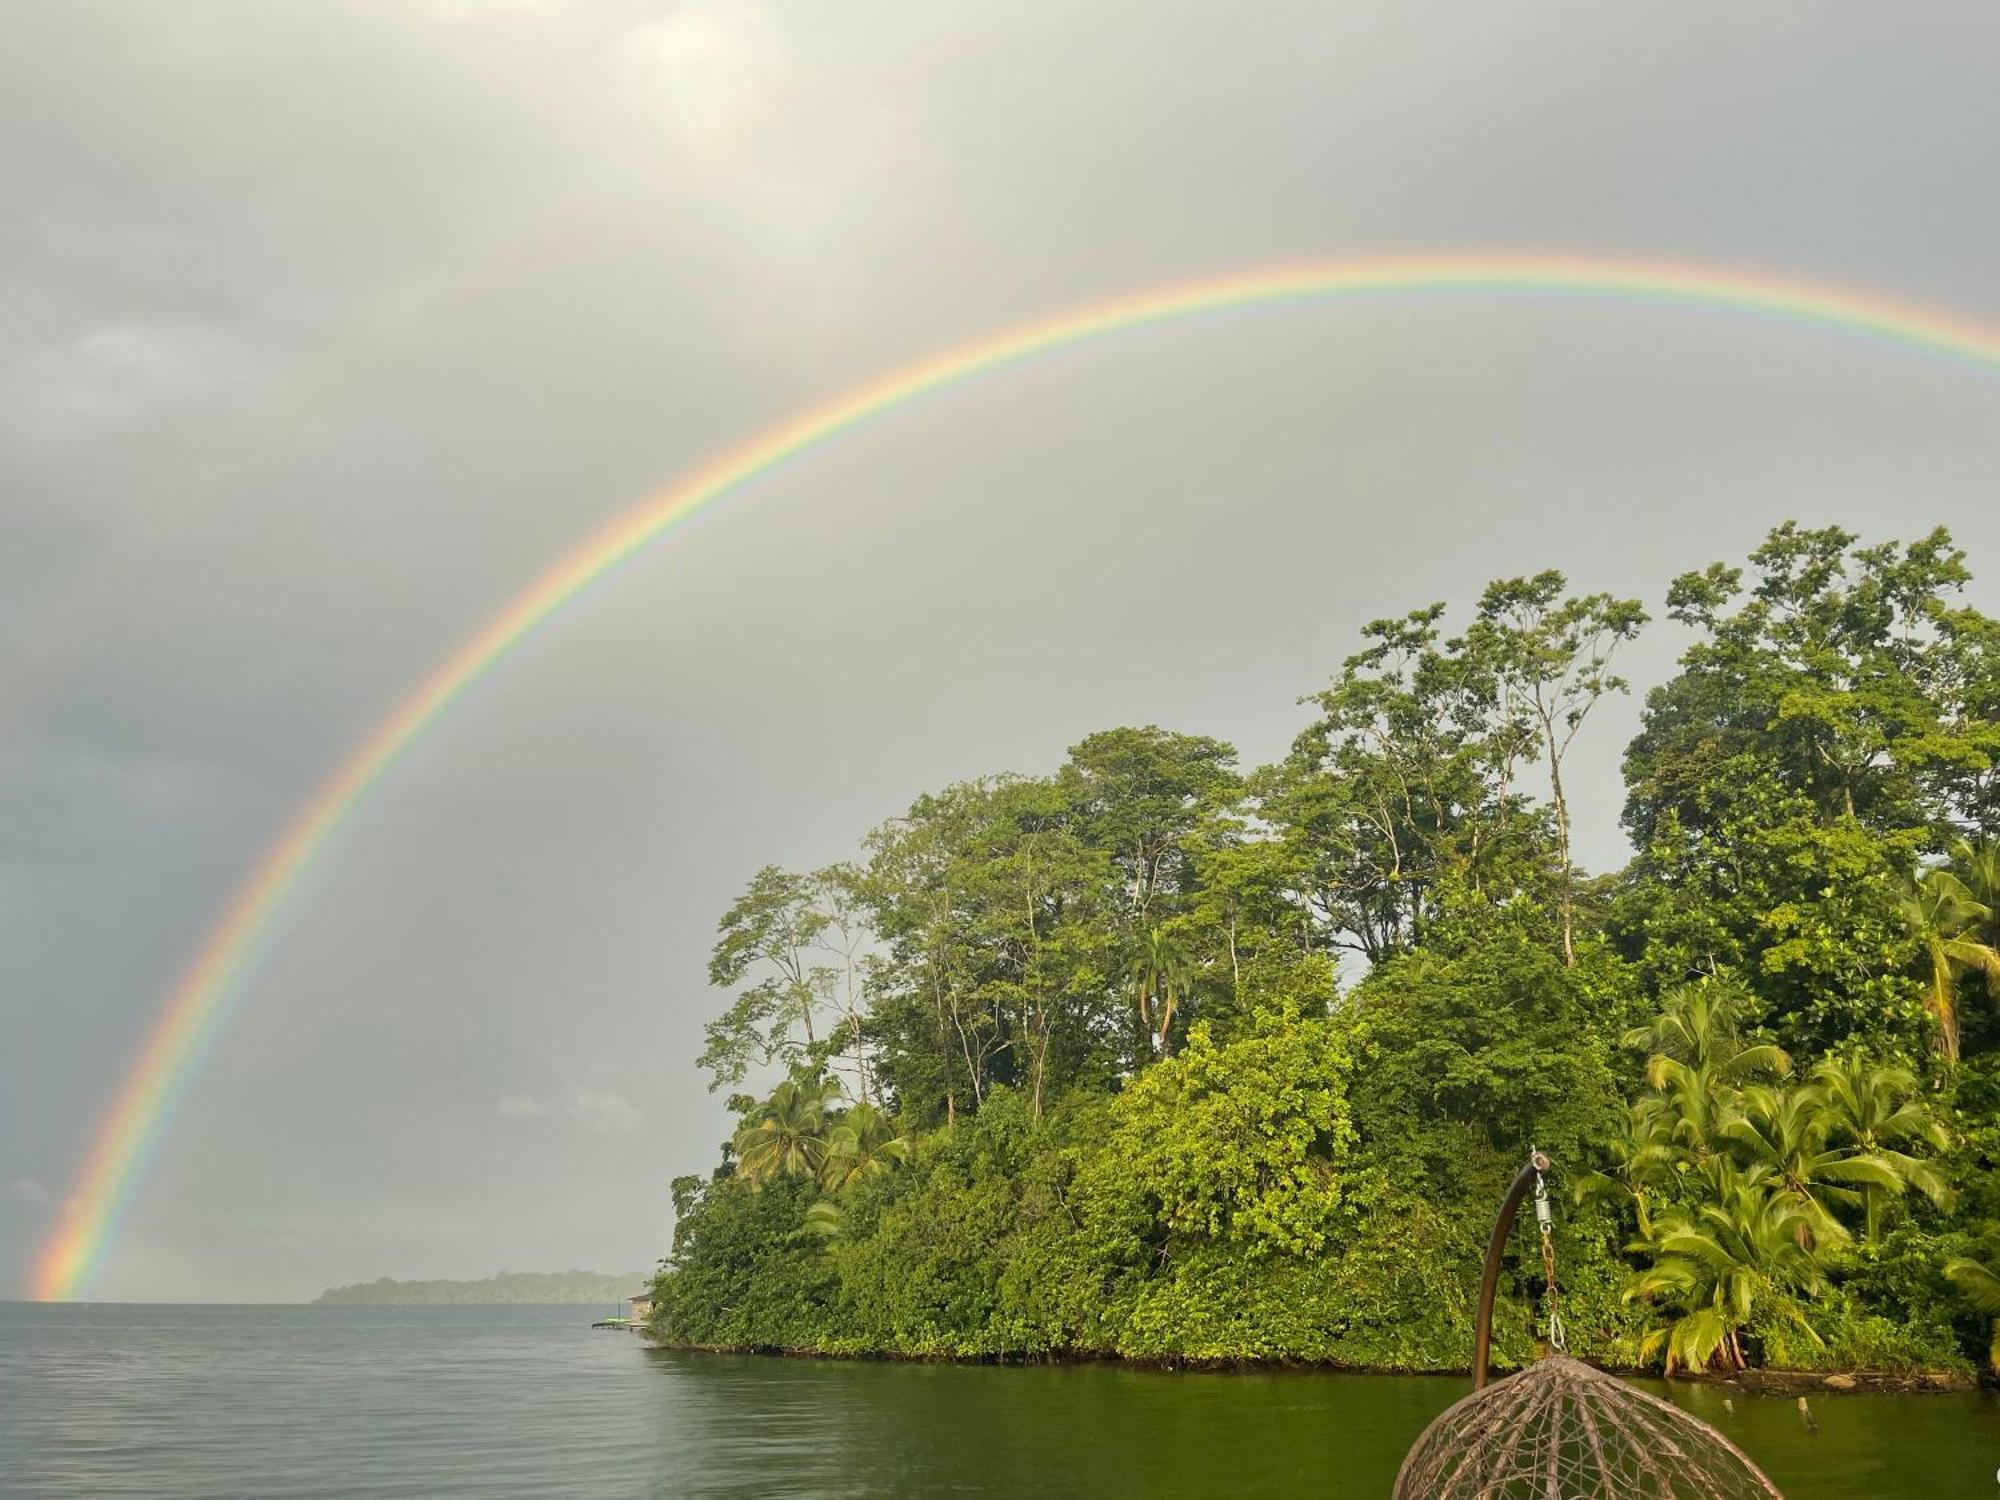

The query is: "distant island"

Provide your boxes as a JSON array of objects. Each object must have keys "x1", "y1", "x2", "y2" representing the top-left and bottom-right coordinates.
[{"x1": 315, "y1": 1270, "x2": 647, "y2": 1305}]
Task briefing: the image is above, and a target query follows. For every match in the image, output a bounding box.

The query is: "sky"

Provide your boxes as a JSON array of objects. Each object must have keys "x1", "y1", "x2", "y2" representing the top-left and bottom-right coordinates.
[{"x1": 5, "y1": 2, "x2": 2000, "y2": 1301}]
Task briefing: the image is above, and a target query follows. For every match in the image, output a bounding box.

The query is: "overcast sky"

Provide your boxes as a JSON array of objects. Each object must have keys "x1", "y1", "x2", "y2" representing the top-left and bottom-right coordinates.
[{"x1": 5, "y1": 2, "x2": 2000, "y2": 1301}]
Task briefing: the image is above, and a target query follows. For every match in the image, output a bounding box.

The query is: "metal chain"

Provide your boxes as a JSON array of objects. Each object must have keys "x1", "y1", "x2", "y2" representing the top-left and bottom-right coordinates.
[{"x1": 1530, "y1": 1150, "x2": 1567, "y2": 1354}]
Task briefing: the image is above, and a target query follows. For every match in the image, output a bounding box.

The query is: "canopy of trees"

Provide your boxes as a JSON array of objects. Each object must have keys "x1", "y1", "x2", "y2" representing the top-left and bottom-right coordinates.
[{"x1": 649, "y1": 525, "x2": 2000, "y2": 1377}]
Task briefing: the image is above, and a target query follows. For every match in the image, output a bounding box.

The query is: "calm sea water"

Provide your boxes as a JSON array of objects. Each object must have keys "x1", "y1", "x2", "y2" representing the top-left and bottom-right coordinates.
[{"x1": 1, "y1": 1302, "x2": 1993, "y2": 1497}]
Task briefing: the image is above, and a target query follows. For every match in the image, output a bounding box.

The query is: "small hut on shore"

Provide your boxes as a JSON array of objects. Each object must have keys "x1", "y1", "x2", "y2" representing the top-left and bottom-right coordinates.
[{"x1": 627, "y1": 1290, "x2": 653, "y2": 1323}]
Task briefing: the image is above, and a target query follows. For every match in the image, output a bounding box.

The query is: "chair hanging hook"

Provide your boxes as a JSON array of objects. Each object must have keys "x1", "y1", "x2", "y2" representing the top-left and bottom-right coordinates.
[{"x1": 1531, "y1": 1147, "x2": 1567, "y2": 1354}]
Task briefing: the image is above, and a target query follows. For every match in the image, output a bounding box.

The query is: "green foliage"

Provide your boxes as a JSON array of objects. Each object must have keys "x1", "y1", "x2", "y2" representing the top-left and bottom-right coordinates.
[
  {"x1": 657, "y1": 523, "x2": 2000, "y2": 1376},
  {"x1": 1625, "y1": 1157, "x2": 1829, "y2": 1375},
  {"x1": 1100, "y1": 1016, "x2": 1354, "y2": 1254},
  {"x1": 649, "y1": 1173, "x2": 838, "y2": 1348},
  {"x1": 731, "y1": 1077, "x2": 842, "y2": 1187},
  {"x1": 1341, "y1": 896, "x2": 1634, "y2": 1200},
  {"x1": 1595, "y1": 985, "x2": 1956, "y2": 1372},
  {"x1": 1898, "y1": 853, "x2": 2000, "y2": 1060},
  {"x1": 1619, "y1": 524, "x2": 1997, "y2": 1054}
]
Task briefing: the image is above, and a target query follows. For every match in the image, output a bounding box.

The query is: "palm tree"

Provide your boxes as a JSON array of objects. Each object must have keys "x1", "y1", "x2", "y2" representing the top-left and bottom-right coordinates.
[
  {"x1": 1811, "y1": 1056, "x2": 1952, "y2": 1239},
  {"x1": 731, "y1": 1078, "x2": 841, "y2": 1188},
  {"x1": 1625, "y1": 1159, "x2": 1827, "y2": 1375},
  {"x1": 802, "y1": 1196, "x2": 847, "y2": 1242},
  {"x1": 1129, "y1": 927, "x2": 1193, "y2": 1057},
  {"x1": 1950, "y1": 837, "x2": 2000, "y2": 923},
  {"x1": 800, "y1": 1100, "x2": 913, "y2": 1247},
  {"x1": 818, "y1": 1102, "x2": 911, "y2": 1193},
  {"x1": 1622, "y1": 977, "x2": 1790, "y2": 1077},
  {"x1": 1951, "y1": 837, "x2": 2000, "y2": 1036},
  {"x1": 1943, "y1": 1246, "x2": 2000, "y2": 1374},
  {"x1": 1573, "y1": 1095, "x2": 1680, "y2": 1239},
  {"x1": 1717, "y1": 1081, "x2": 1905, "y2": 1248},
  {"x1": 1626, "y1": 979, "x2": 1789, "y2": 1162},
  {"x1": 1895, "y1": 863, "x2": 2000, "y2": 1062}
]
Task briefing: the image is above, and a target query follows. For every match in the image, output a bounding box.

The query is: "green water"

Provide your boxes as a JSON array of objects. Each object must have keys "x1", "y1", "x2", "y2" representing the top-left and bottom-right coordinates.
[
  {"x1": 5, "y1": 1303, "x2": 1994, "y2": 1496},
  {"x1": 644, "y1": 1351, "x2": 1995, "y2": 1498}
]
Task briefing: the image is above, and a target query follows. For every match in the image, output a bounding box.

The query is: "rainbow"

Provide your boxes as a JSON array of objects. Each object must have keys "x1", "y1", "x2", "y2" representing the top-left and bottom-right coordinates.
[{"x1": 32, "y1": 253, "x2": 2000, "y2": 1300}]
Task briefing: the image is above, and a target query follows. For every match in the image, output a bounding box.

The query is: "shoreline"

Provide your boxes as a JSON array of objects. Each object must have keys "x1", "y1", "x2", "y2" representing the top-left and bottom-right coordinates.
[{"x1": 637, "y1": 1337, "x2": 1984, "y2": 1393}]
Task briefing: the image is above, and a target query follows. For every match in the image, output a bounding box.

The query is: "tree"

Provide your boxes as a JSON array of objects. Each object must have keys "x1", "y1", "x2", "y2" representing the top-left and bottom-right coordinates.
[
  {"x1": 813, "y1": 863, "x2": 880, "y2": 1104},
  {"x1": 1811, "y1": 1056, "x2": 1952, "y2": 1239},
  {"x1": 1895, "y1": 865, "x2": 1999, "y2": 1062},
  {"x1": 1093, "y1": 1015, "x2": 1355, "y2": 1256},
  {"x1": 1717, "y1": 1082, "x2": 1902, "y2": 1248},
  {"x1": 1467, "y1": 571, "x2": 1647, "y2": 965},
  {"x1": 1625, "y1": 1158, "x2": 1827, "y2": 1374},
  {"x1": 1128, "y1": 925, "x2": 1193, "y2": 1057},
  {"x1": 1574, "y1": 1100, "x2": 1679, "y2": 1241},
  {"x1": 819, "y1": 1101, "x2": 912, "y2": 1193},
  {"x1": 1953, "y1": 838, "x2": 2000, "y2": 924},
  {"x1": 732, "y1": 1078, "x2": 841, "y2": 1187},
  {"x1": 1623, "y1": 979, "x2": 1789, "y2": 1162},
  {"x1": 1622, "y1": 977, "x2": 1788, "y2": 1076},
  {"x1": 950, "y1": 775, "x2": 1118, "y2": 1117},
  {"x1": 1620, "y1": 525, "x2": 1998, "y2": 1053},
  {"x1": 1631, "y1": 525, "x2": 1992, "y2": 833},
  {"x1": 1057, "y1": 727, "x2": 1238, "y2": 923},
  {"x1": 863, "y1": 774, "x2": 1126, "y2": 1123},
  {"x1": 1341, "y1": 894, "x2": 1631, "y2": 1198},
  {"x1": 699, "y1": 867, "x2": 831, "y2": 1091},
  {"x1": 804, "y1": 1101, "x2": 914, "y2": 1246},
  {"x1": 1265, "y1": 604, "x2": 1541, "y2": 963},
  {"x1": 863, "y1": 784, "x2": 1000, "y2": 1125}
]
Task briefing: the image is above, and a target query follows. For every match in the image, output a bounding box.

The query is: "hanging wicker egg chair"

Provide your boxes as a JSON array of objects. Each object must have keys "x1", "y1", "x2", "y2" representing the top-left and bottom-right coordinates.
[
  {"x1": 1391, "y1": 1354, "x2": 1785, "y2": 1499},
  {"x1": 1392, "y1": 1151, "x2": 1785, "y2": 1498}
]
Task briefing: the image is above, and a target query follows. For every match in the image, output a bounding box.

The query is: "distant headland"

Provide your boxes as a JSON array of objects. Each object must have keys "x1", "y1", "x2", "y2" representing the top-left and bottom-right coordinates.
[{"x1": 314, "y1": 1270, "x2": 647, "y2": 1305}]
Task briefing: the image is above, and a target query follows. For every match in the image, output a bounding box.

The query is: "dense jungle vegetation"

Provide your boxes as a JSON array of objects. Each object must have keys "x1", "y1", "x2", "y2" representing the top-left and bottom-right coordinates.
[{"x1": 648, "y1": 524, "x2": 2000, "y2": 1377}]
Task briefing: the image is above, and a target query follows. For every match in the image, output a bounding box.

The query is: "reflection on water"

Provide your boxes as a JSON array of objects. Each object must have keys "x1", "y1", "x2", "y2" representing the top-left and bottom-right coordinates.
[{"x1": 2, "y1": 1302, "x2": 1992, "y2": 1496}]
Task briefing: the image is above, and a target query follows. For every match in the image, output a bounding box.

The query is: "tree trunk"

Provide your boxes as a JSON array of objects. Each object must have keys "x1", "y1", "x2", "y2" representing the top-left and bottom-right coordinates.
[{"x1": 1546, "y1": 727, "x2": 1576, "y2": 968}]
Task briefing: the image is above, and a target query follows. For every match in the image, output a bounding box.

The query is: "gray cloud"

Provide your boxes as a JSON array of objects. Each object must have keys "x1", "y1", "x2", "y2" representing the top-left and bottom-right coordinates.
[
  {"x1": 6, "y1": 1, "x2": 2000, "y2": 1299},
  {"x1": 568, "y1": 1090, "x2": 644, "y2": 1137},
  {"x1": 495, "y1": 1088, "x2": 642, "y2": 1135}
]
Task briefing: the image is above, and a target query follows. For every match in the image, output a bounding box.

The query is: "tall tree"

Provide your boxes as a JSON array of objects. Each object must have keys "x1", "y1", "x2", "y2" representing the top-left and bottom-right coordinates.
[
  {"x1": 1057, "y1": 726, "x2": 1238, "y2": 922},
  {"x1": 1617, "y1": 525, "x2": 1997, "y2": 1052},
  {"x1": 1466, "y1": 571, "x2": 1647, "y2": 965},
  {"x1": 949, "y1": 774, "x2": 1117, "y2": 1117},
  {"x1": 699, "y1": 867, "x2": 832, "y2": 1091},
  {"x1": 813, "y1": 863, "x2": 880, "y2": 1104},
  {"x1": 864, "y1": 783, "x2": 997, "y2": 1124},
  {"x1": 1264, "y1": 605, "x2": 1539, "y2": 962}
]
